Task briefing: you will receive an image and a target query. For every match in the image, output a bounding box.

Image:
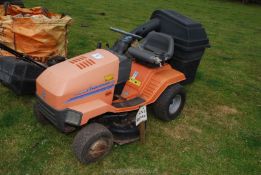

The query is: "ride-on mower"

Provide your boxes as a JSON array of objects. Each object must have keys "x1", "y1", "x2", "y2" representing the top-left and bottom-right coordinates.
[{"x1": 34, "y1": 10, "x2": 210, "y2": 164}]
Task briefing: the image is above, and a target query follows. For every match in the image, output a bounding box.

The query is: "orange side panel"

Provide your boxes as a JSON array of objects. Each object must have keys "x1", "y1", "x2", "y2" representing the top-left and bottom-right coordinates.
[{"x1": 110, "y1": 62, "x2": 185, "y2": 112}]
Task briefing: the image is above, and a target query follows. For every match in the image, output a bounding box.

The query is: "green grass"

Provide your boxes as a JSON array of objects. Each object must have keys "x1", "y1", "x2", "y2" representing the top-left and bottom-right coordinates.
[{"x1": 0, "y1": 0, "x2": 260, "y2": 174}]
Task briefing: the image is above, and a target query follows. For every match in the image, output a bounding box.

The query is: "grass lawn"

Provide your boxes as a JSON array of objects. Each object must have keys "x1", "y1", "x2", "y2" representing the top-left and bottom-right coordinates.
[{"x1": 0, "y1": 0, "x2": 260, "y2": 174}]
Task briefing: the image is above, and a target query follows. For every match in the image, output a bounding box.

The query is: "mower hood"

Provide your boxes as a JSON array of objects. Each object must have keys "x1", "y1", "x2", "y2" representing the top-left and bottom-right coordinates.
[{"x1": 36, "y1": 49, "x2": 119, "y2": 110}]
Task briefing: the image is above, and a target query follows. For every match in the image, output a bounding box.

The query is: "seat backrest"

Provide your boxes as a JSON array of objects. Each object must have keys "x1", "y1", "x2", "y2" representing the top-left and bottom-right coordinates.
[{"x1": 141, "y1": 31, "x2": 174, "y2": 60}]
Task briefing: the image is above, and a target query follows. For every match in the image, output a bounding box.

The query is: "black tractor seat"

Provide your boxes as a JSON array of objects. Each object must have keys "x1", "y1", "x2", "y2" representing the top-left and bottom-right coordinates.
[{"x1": 128, "y1": 31, "x2": 174, "y2": 66}]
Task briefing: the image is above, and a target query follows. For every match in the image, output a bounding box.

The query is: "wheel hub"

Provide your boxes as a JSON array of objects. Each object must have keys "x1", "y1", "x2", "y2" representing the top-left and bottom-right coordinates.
[
  {"x1": 169, "y1": 94, "x2": 182, "y2": 114},
  {"x1": 89, "y1": 139, "x2": 110, "y2": 159}
]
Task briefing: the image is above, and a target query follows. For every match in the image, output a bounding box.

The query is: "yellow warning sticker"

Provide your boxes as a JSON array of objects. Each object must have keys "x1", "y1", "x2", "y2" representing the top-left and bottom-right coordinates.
[
  {"x1": 129, "y1": 77, "x2": 141, "y2": 86},
  {"x1": 104, "y1": 74, "x2": 114, "y2": 81}
]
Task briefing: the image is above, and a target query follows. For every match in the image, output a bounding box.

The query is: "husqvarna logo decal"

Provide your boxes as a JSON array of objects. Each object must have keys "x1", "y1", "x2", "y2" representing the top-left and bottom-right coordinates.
[
  {"x1": 65, "y1": 80, "x2": 115, "y2": 104},
  {"x1": 91, "y1": 53, "x2": 104, "y2": 60}
]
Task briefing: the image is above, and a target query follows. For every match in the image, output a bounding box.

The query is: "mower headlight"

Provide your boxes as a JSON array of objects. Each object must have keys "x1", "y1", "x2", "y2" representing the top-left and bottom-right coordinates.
[{"x1": 65, "y1": 110, "x2": 82, "y2": 126}]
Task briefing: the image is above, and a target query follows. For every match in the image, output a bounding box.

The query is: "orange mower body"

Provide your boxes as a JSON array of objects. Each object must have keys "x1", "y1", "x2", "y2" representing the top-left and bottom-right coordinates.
[
  {"x1": 36, "y1": 49, "x2": 185, "y2": 129},
  {"x1": 34, "y1": 9, "x2": 209, "y2": 164}
]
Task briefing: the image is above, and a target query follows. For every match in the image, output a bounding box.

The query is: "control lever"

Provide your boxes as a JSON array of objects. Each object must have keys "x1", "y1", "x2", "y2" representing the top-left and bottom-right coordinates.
[
  {"x1": 106, "y1": 42, "x2": 110, "y2": 48},
  {"x1": 160, "y1": 53, "x2": 166, "y2": 65},
  {"x1": 97, "y1": 41, "x2": 102, "y2": 49}
]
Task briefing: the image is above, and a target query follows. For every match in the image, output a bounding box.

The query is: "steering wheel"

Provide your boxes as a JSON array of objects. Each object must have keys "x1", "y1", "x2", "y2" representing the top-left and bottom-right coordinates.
[{"x1": 110, "y1": 27, "x2": 143, "y2": 40}]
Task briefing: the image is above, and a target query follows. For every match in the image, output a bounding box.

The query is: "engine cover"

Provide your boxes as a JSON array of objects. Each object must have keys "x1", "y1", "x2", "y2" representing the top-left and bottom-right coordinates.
[{"x1": 36, "y1": 49, "x2": 119, "y2": 110}]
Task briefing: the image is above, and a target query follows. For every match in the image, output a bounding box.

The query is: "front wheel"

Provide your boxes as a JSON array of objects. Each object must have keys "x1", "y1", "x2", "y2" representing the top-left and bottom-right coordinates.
[
  {"x1": 72, "y1": 123, "x2": 113, "y2": 164},
  {"x1": 152, "y1": 84, "x2": 186, "y2": 121}
]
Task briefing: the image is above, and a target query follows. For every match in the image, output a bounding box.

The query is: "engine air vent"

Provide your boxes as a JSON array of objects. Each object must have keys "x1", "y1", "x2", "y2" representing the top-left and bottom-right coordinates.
[{"x1": 69, "y1": 56, "x2": 96, "y2": 69}]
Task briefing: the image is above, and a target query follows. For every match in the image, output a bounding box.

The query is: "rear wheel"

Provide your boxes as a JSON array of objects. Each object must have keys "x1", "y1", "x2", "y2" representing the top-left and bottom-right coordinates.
[
  {"x1": 152, "y1": 84, "x2": 186, "y2": 121},
  {"x1": 72, "y1": 123, "x2": 113, "y2": 164}
]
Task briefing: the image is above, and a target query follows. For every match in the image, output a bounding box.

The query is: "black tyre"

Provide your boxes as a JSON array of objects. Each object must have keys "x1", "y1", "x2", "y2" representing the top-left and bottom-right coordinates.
[
  {"x1": 33, "y1": 104, "x2": 49, "y2": 125},
  {"x1": 152, "y1": 84, "x2": 186, "y2": 121},
  {"x1": 72, "y1": 123, "x2": 113, "y2": 164}
]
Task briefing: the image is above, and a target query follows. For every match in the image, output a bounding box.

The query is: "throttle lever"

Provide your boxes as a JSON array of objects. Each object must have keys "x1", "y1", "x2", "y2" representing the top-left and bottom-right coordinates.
[{"x1": 97, "y1": 41, "x2": 102, "y2": 49}]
